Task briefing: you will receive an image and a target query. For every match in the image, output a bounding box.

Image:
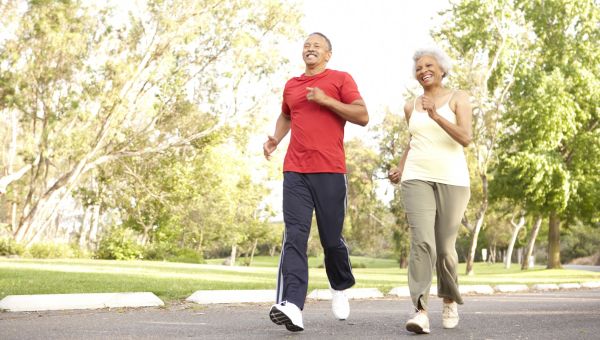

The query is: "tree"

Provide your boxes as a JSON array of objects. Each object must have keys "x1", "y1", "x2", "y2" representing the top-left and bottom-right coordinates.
[
  {"x1": 374, "y1": 109, "x2": 412, "y2": 267},
  {"x1": 493, "y1": 0, "x2": 600, "y2": 268},
  {"x1": 344, "y1": 138, "x2": 392, "y2": 257},
  {"x1": 433, "y1": 0, "x2": 532, "y2": 274},
  {"x1": 0, "y1": 0, "x2": 302, "y2": 245}
]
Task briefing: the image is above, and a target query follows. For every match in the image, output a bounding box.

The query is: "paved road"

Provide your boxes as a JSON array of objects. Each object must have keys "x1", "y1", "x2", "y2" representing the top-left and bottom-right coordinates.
[
  {"x1": 2, "y1": 289, "x2": 600, "y2": 339},
  {"x1": 564, "y1": 264, "x2": 600, "y2": 272}
]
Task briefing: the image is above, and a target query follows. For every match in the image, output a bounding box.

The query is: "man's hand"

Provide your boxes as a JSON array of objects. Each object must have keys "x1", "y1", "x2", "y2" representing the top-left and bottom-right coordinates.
[
  {"x1": 306, "y1": 87, "x2": 329, "y2": 105},
  {"x1": 263, "y1": 135, "x2": 279, "y2": 160},
  {"x1": 388, "y1": 168, "x2": 402, "y2": 184}
]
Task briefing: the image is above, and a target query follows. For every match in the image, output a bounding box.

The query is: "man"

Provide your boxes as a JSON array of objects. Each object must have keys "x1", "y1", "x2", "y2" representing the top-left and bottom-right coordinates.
[{"x1": 263, "y1": 32, "x2": 369, "y2": 332}]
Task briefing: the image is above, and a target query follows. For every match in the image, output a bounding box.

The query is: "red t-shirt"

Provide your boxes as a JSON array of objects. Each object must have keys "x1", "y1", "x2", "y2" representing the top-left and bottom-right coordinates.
[{"x1": 281, "y1": 69, "x2": 362, "y2": 173}]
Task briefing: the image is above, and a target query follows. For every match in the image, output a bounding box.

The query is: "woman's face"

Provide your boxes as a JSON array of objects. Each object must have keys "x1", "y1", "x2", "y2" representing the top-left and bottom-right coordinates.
[{"x1": 415, "y1": 55, "x2": 444, "y2": 87}]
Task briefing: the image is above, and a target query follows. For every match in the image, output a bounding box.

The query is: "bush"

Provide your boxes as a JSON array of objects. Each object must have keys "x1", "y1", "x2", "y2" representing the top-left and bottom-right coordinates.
[
  {"x1": 167, "y1": 248, "x2": 205, "y2": 264},
  {"x1": 0, "y1": 237, "x2": 25, "y2": 256},
  {"x1": 144, "y1": 243, "x2": 204, "y2": 264},
  {"x1": 96, "y1": 228, "x2": 143, "y2": 260},
  {"x1": 28, "y1": 242, "x2": 74, "y2": 258}
]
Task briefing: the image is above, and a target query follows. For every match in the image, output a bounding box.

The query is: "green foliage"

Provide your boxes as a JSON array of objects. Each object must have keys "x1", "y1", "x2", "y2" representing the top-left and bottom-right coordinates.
[
  {"x1": 1, "y1": 0, "x2": 303, "y2": 246},
  {"x1": 561, "y1": 223, "x2": 600, "y2": 263},
  {"x1": 0, "y1": 238, "x2": 25, "y2": 256},
  {"x1": 371, "y1": 109, "x2": 411, "y2": 265},
  {"x1": 96, "y1": 228, "x2": 143, "y2": 260},
  {"x1": 344, "y1": 138, "x2": 394, "y2": 257},
  {"x1": 27, "y1": 243, "x2": 83, "y2": 259},
  {"x1": 143, "y1": 243, "x2": 205, "y2": 264}
]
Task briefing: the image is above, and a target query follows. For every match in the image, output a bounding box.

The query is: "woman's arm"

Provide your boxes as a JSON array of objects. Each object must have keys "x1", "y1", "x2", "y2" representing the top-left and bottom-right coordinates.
[{"x1": 422, "y1": 90, "x2": 473, "y2": 147}]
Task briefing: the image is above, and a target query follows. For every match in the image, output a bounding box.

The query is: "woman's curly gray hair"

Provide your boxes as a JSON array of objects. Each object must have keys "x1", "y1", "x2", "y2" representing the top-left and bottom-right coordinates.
[{"x1": 413, "y1": 46, "x2": 452, "y2": 78}]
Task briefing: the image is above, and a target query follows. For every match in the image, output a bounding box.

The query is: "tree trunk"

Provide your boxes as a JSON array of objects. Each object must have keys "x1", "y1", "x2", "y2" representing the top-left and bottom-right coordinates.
[
  {"x1": 229, "y1": 244, "x2": 237, "y2": 266},
  {"x1": 465, "y1": 213, "x2": 485, "y2": 275},
  {"x1": 464, "y1": 173, "x2": 488, "y2": 276},
  {"x1": 489, "y1": 242, "x2": 496, "y2": 264},
  {"x1": 248, "y1": 239, "x2": 258, "y2": 267},
  {"x1": 547, "y1": 211, "x2": 562, "y2": 269},
  {"x1": 521, "y1": 216, "x2": 542, "y2": 270},
  {"x1": 79, "y1": 206, "x2": 92, "y2": 248},
  {"x1": 505, "y1": 213, "x2": 526, "y2": 269}
]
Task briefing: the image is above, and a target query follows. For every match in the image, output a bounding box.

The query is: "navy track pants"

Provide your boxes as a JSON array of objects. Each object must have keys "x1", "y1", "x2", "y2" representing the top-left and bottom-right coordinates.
[{"x1": 275, "y1": 172, "x2": 355, "y2": 309}]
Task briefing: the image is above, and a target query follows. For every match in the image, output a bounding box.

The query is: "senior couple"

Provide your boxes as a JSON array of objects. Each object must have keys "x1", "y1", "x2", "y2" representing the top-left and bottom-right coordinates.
[{"x1": 263, "y1": 32, "x2": 472, "y2": 335}]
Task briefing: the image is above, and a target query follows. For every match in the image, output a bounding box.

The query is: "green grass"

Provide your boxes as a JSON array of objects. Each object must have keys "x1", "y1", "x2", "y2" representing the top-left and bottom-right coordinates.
[{"x1": 1, "y1": 257, "x2": 599, "y2": 303}]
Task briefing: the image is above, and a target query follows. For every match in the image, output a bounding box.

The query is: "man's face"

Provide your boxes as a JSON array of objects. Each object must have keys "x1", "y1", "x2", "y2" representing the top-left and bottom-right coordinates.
[{"x1": 302, "y1": 34, "x2": 331, "y2": 67}]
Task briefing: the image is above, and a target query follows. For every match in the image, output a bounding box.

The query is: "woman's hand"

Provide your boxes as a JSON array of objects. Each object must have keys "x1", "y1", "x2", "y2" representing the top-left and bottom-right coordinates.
[
  {"x1": 421, "y1": 96, "x2": 439, "y2": 120},
  {"x1": 388, "y1": 168, "x2": 402, "y2": 184}
]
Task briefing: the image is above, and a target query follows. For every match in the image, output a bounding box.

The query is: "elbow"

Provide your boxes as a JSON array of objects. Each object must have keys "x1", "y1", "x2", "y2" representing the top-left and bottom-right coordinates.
[
  {"x1": 461, "y1": 135, "x2": 473, "y2": 147},
  {"x1": 358, "y1": 111, "x2": 369, "y2": 126}
]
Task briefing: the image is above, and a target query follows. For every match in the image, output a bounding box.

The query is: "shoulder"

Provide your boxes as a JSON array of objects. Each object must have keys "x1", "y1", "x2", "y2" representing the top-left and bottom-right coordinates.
[
  {"x1": 449, "y1": 90, "x2": 470, "y2": 110},
  {"x1": 451, "y1": 90, "x2": 470, "y2": 104},
  {"x1": 403, "y1": 99, "x2": 415, "y2": 121},
  {"x1": 328, "y1": 69, "x2": 354, "y2": 80}
]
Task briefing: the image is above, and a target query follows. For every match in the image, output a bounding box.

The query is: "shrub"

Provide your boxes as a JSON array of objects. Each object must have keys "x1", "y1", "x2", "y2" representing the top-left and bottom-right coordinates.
[
  {"x1": 167, "y1": 248, "x2": 205, "y2": 264},
  {"x1": 144, "y1": 243, "x2": 204, "y2": 264},
  {"x1": 28, "y1": 242, "x2": 75, "y2": 258},
  {"x1": 96, "y1": 228, "x2": 143, "y2": 260},
  {"x1": 0, "y1": 237, "x2": 25, "y2": 256}
]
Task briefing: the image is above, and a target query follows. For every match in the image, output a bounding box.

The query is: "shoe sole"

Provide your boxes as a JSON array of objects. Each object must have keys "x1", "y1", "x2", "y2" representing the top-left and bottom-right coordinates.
[
  {"x1": 269, "y1": 306, "x2": 304, "y2": 332},
  {"x1": 406, "y1": 322, "x2": 430, "y2": 334},
  {"x1": 443, "y1": 321, "x2": 459, "y2": 329}
]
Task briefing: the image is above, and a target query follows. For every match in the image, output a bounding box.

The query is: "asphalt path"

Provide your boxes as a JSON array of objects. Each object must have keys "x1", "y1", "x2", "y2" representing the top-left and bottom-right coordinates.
[
  {"x1": 1, "y1": 289, "x2": 600, "y2": 339},
  {"x1": 563, "y1": 264, "x2": 600, "y2": 272}
]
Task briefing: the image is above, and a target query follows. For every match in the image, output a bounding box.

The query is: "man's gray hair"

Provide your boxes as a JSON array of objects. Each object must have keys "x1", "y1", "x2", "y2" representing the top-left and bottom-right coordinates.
[{"x1": 413, "y1": 46, "x2": 452, "y2": 78}]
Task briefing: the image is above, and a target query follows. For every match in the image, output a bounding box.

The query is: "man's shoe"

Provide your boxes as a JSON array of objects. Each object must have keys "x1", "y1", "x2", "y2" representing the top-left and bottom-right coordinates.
[
  {"x1": 442, "y1": 301, "x2": 459, "y2": 329},
  {"x1": 331, "y1": 289, "x2": 350, "y2": 320},
  {"x1": 405, "y1": 311, "x2": 430, "y2": 334},
  {"x1": 269, "y1": 301, "x2": 304, "y2": 332}
]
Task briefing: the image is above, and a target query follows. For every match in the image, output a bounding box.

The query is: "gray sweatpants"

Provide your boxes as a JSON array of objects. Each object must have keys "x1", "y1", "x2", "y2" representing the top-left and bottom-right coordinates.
[{"x1": 401, "y1": 180, "x2": 470, "y2": 311}]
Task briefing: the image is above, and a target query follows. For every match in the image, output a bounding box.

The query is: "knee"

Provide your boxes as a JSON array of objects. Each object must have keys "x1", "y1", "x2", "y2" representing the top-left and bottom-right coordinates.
[
  {"x1": 412, "y1": 242, "x2": 436, "y2": 260},
  {"x1": 437, "y1": 252, "x2": 457, "y2": 264}
]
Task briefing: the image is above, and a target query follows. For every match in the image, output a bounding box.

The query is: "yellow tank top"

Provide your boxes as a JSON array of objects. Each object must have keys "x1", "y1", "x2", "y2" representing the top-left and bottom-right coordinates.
[{"x1": 401, "y1": 93, "x2": 470, "y2": 187}]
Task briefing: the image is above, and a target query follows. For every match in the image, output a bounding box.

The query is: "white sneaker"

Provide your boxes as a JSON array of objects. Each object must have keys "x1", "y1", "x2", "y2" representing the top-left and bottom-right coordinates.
[
  {"x1": 331, "y1": 289, "x2": 350, "y2": 320},
  {"x1": 405, "y1": 311, "x2": 430, "y2": 334},
  {"x1": 269, "y1": 301, "x2": 304, "y2": 332},
  {"x1": 442, "y1": 301, "x2": 459, "y2": 329}
]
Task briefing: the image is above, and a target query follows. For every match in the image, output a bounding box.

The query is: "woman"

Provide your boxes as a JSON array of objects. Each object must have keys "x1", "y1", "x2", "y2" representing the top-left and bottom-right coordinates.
[{"x1": 388, "y1": 46, "x2": 472, "y2": 334}]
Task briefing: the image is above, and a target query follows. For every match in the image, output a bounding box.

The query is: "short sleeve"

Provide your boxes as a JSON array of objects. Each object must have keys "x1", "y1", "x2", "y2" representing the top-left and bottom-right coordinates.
[
  {"x1": 281, "y1": 100, "x2": 290, "y2": 116},
  {"x1": 340, "y1": 73, "x2": 362, "y2": 104}
]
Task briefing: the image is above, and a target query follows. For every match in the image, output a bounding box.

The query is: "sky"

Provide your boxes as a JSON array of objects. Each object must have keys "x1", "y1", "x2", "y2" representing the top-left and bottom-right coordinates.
[
  {"x1": 288, "y1": 0, "x2": 450, "y2": 136},
  {"x1": 260, "y1": 0, "x2": 452, "y2": 219}
]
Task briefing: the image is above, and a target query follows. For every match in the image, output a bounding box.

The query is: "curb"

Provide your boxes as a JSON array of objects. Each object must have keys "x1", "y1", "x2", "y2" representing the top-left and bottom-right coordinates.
[
  {"x1": 186, "y1": 289, "x2": 275, "y2": 304},
  {"x1": 0, "y1": 292, "x2": 164, "y2": 312},
  {"x1": 2, "y1": 281, "x2": 599, "y2": 311},
  {"x1": 307, "y1": 288, "x2": 384, "y2": 300}
]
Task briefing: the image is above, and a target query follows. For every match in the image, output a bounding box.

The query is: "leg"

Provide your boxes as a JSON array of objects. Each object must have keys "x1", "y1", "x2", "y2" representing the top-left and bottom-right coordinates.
[
  {"x1": 401, "y1": 180, "x2": 437, "y2": 311},
  {"x1": 433, "y1": 183, "x2": 470, "y2": 305},
  {"x1": 276, "y1": 172, "x2": 314, "y2": 310},
  {"x1": 309, "y1": 173, "x2": 355, "y2": 290}
]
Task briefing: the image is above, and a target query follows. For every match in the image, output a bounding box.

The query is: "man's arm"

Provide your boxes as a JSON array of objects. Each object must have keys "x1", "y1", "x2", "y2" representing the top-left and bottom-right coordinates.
[
  {"x1": 263, "y1": 112, "x2": 291, "y2": 160},
  {"x1": 306, "y1": 87, "x2": 369, "y2": 126}
]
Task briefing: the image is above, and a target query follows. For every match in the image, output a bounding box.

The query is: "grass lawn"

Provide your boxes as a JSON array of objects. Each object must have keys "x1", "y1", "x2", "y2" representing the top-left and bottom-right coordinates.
[{"x1": 1, "y1": 256, "x2": 599, "y2": 303}]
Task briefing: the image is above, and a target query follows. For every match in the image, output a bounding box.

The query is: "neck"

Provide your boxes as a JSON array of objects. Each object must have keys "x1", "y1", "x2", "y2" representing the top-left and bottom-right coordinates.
[
  {"x1": 423, "y1": 84, "x2": 445, "y2": 97},
  {"x1": 305, "y1": 64, "x2": 327, "y2": 76}
]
